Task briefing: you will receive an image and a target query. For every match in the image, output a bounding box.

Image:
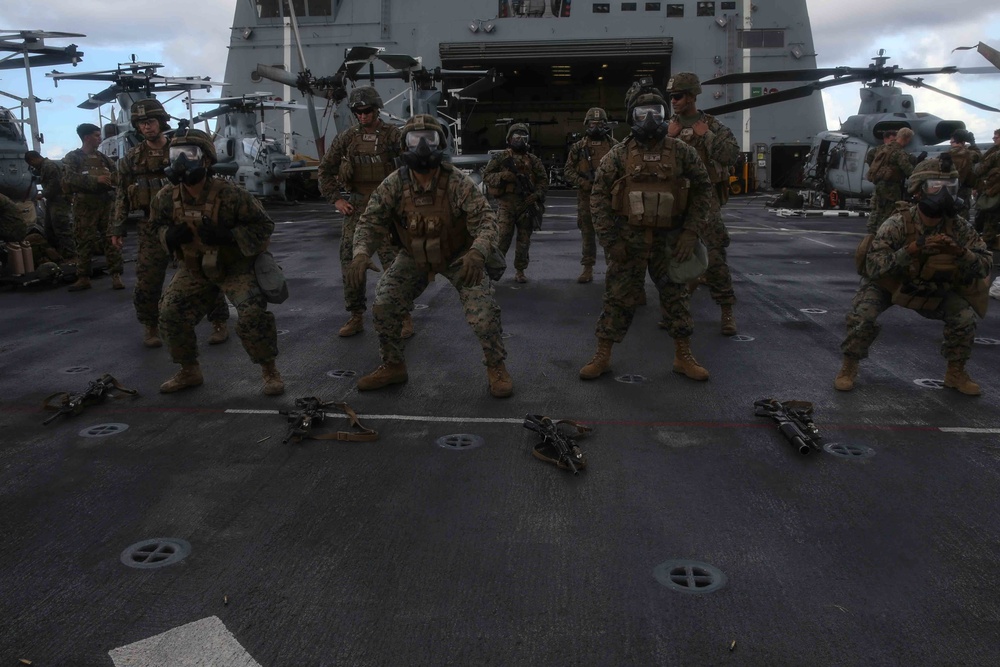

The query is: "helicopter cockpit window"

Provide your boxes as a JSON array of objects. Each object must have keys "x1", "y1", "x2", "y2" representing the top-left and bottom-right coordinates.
[
  {"x1": 243, "y1": 138, "x2": 263, "y2": 161},
  {"x1": 0, "y1": 112, "x2": 23, "y2": 142},
  {"x1": 827, "y1": 147, "x2": 843, "y2": 170}
]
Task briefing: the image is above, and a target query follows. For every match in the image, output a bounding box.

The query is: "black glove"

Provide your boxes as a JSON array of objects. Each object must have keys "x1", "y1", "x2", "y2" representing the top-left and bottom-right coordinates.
[
  {"x1": 915, "y1": 151, "x2": 928, "y2": 164},
  {"x1": 199, "y1": 224, "x2": 236, "y2": 246},
  {"x1": 164, "y1": 224, "x2": 194, "y2": 255}
]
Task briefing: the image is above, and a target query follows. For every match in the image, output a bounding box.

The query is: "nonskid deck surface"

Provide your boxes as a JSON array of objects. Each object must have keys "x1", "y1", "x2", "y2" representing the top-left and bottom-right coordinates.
[{"x1": 2, "y1": 194, "x2": 998, "y2": 666}]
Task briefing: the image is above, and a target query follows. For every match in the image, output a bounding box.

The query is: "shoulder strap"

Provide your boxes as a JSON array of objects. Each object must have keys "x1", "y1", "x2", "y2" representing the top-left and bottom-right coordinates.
[{"x1": 303, "y1": 401, "x2": 379, "y2": 442}]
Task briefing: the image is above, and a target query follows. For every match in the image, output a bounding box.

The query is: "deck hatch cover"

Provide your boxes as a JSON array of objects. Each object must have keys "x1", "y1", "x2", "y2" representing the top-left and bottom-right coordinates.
[
  {"x1": 823, "y1": 442, "x2": 876, "y2": 459},
  {"x1": 654, "y1": 560, "x2": 727, "y2": 594},
  {"x1": 120, "y1": 538, "x2": 191, "y2": 569},
  {"x1": 615, "y1": 374, "x2": 648, "y2": 384},
  {"x1": 79, "y1": 423, "x2": 129, "y2": 438},
  {"x1": 436, "y1": 434, "x2": 485, "y2": 450}
]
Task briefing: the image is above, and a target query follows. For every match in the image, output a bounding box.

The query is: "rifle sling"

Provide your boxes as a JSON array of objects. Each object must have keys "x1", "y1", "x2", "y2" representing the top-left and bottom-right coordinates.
[
  {"x1": 300, "y1": 401, "x2": 378, "y2": 442},
  {"x1": 42, "y1": 376, "x2": 139, "y2": 413}
]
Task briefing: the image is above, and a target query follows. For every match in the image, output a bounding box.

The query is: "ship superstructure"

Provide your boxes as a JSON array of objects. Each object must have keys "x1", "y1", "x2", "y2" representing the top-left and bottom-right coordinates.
[{"x1": 224, "y1": 0, "x2": 826, "y2": 188}]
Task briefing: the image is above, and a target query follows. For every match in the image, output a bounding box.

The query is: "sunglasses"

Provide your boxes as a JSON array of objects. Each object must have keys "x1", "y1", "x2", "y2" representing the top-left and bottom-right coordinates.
[{"x1": 670, "y1": 93, "x2": 687, "y2": 101}]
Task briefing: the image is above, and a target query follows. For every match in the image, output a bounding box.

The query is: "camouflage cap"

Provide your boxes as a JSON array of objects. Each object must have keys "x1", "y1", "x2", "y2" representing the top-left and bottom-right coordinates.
[
  {"x1": 400, "y1": 114, "x2": 448, "y2": 148},
  {"x1": 506, "y1": 123, "x2": 530, "y2": 141},
  {"x1": 349, "y1": 86, "x2": 384, "y2": 110},
  {"x1": 666, "y1": 72, "x2": 702, "y2": 96},
  {"x1": 584, "y1": 107, "x2": 608, "y2": 124},
  {"x1": 907, "y1": 156, "x2": 960, "y2": 194},
  {"x1": 170, "y1": 128, "x2": 217, "y2": 164},
  {"x1": 130, "y1": 98, "x2": 170, "y2": 129}
]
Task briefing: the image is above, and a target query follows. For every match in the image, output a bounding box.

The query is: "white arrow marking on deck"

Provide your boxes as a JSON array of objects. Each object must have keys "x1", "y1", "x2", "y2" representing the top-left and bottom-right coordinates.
[{"x1": 108, "y1": 616, "x2": 261, "y2": 666}]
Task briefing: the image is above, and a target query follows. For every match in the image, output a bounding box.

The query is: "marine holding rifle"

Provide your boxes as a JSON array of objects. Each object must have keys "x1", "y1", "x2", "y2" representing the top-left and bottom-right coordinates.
[
  {"x1": 481, "y1": 123, "x2": 548, "y2": 283},
  {"x1": 150, "y1": 129, "x2": 285, "y2": 397},
  {"x1": 564, "y1": 107, "x2": 617, "y2": 283}
]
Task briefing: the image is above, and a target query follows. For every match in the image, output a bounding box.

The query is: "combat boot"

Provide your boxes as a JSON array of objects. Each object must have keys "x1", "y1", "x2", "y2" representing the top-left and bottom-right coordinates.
[
  {"x1": 208, "y1": 321, "x2": 230, "y2": 345},
  {"x1": 577, "y1": 266, "x2": 593, "y2": 283},
  {"x1": 487, "y1": 363, "x2": 513, "y2": 398},
  {"x1": 944, "y1": 361, "x2": 981, "y2": 396},
  {"x1": 261, "y1": 361, "x2": 285, "y2": 396},
  {"x1": 579, "y1": 338, "x2": 614, "y2": 380},
  {"x1": 514, "y1": 270, "x2": 527, "y2": 283},
  {"x1": 159, "y1": 363, "x2": 204, "y2": 393},
  {"x1": 338, "y1": 311, "x2": 364, "y2": 337},
  {"x1": 358, "y1": 362, "x2": 408, "y2": 391},
  {"x1": 401, "y1": 313, "x2": 414, "y2": 339},
  {"x1": 143, "y1": 325, "x2": 163, "y2": 349},
  {"x1": 111, "y1": 273, "x2": 125, "y2": 290},
  {"x1": 68, "y1": 276, "x2": 91, "y2": 292},
  {"x1": 833, "y1": 358, "x2": 859, "y2": 391},
  {"x1": 720, "y1": 304, "x2": 737, "y2": 336},
  {"x1": 672, "y1": 338, "x2": 709, "y2": 381}
]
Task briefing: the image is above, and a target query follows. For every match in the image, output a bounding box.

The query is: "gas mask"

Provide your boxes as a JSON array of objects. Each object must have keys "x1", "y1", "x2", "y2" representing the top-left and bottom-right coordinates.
[
  {"x1": 401, "y1": 130, "x2": 444, "y2": 174},
  {"x1": 630, "y1": 104, "x2": 667, "y2": 143},
  {"x1": 918, "y1": 177, "x2": 960, "y2": 218},
  {"x1": 508, "y1": 132, "x2": 529, "y2": 153},
  {"x1": 585, "y1": 122, "x2": 608, "y2": 139},
  {"x1": 165, "y1": 145, "x2": 207, "y2": 185}
]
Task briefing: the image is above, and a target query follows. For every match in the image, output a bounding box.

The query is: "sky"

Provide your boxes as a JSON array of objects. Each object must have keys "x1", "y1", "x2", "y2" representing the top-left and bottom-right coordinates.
[{"x1": 1, "y1": 0, "x2": 999, "y2": 159}]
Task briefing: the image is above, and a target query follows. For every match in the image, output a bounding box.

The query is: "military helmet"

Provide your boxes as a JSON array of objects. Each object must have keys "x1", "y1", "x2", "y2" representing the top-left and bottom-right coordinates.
[
  {"x1": 907, "y1": 156, "x2": 960, "y2": 194},
  {"x1": 130, "y1": 98, "x2": 170, "y2": 130},
  {"x1": 35, "y1": 262, "x2": 62, "y2": 281},
  {"x1": 170, "y1": 128, "x2": 217, "y2": 164},
  {"x1": 399, "y1": 114, "x2": 448, "y2": 149},
  {"x1": 584, "y1": 107, "x2": 608, "y2": 124},
  {"x1": 349, "y1": 86, "x2": 384, "y2": 110},
  {"x1": 506, "y1": 123, "x2": 530, "y2": 141},
  {"x1": 666, "y1": 72, "x2": 702, "y2": 96}
]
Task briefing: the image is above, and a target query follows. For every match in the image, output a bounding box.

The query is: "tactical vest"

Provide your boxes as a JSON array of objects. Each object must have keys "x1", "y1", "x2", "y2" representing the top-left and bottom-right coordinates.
[
  {"x1": 171, "y1": 179, "x2": 227, "y2": 280},
  {"x1": 347, "y1": 126, "x2": 395, "y2": 198},
  {"x1": 75, "y1": 151, "x2": 115, "y2": 200},
  {"x1": 490, "y1": 152, "x2": 536, "y2": 197},
  {"x1": 975, "y1": 147, "x2": 1000, "y2": 196},
  {"x1": 577, "y1": 139, "x2": 612, "y2": 190},
  {"x1": 867, "y1": 145, "x2": 903, "y2": 184},
  {"x1": 611, "y1": 139, "x2": 689, "y2": 229},
  {"x1": 395, "y1": 165, "x2": 470, "y2": 273},
  {"x1": 127, "y1": 143, "x2": 171, "y2": 211},
  {"x1": 875, "y1": 207, "x2": 989, "y2": 317},
  {"x1": 669, "y1": 116, "x2": 723, "y2": 184}
]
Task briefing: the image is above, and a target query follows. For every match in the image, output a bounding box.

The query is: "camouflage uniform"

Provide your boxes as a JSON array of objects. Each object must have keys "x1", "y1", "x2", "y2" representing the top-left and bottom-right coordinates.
[
  {"x1": 482, "y1": 147, "x2": 548, "y2": 274},
  {"x1": 973, "y1": 142, "x2": 1000, "y2": 249},
  {"x1": 116, "y1": 141, "x2": 228, "y2": 330},
  {"x1": 62, "y1": 148, "x2": 123, "y2": 277},
  {"x1": 667, "y1": 110, "x2": 740, "y2": 305},
  {"x1": 590, "y1": 136, "x2": 714, "y2": 342},
  {"x1": 36, "y1": 157, "x2": 75, "y2": 256},
  {"x1": 866, "y1": 142, "x2": 914, "y2": 234},
  {"x1": 150, "y1": 177, "x2": 277, "y2": 366},
  {"x1": 564, "y1": 132, "x2": 617, "y2": 269},
  {"x1": 948, "y1": 143, "x2": 981, "y2": 220},
  {"x1": 353, "y1": 164, "x2": 505, "y2": 367},
  {"x1": 318, "y1": 120, "x2": 403, "y2": 313},
  {"x1": 0, "y1": 192, "x2": 27, "y2": 242}
]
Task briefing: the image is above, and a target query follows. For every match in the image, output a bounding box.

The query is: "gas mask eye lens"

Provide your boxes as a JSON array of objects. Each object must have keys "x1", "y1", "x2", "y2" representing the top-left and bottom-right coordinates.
[
  {"x1": 405, "y1": 130, "x2": 440, "y2": 150},
  {"x1": 633, "y1": 105, "x2": 664, "y2": 123},
  {"x1": 169, "y1": 146, "x2": 203, "y2": 161},
  {"x1": 924, "y1": 178, "x2": 957, "y2": 195}
]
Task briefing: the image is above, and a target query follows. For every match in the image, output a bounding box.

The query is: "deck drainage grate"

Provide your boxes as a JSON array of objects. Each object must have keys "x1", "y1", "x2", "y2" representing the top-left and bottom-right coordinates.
[
  {"x1": 730, "y1": 335, "x2": 755, "y2": 342},
  {"x1": 120, "y1": 538, "x2": 191, "y2": 569},
  {"x1": 53, "y1": 329, "x2": 79, "y2": 336},
  {"x1": 792, "y1": 260, "x2": 811, "y2": 265},
  {"x1": 326, "y1": 369, "x2": 357, "y2": 379},
  {"x1": 79, "y1": 423, "x2": 129, "y2": 438},
  {"x1": 745, "y1": 272, "x2": 763, "y2": 277},
  {"x1": 914, "y1": 378, "x2": 945, "y2": 390},
  {"x1": 61, "y1": 366, "x2": 93, "y2": 374},
  {"x1": 615, "y1": 374, "x2": 648, "y2": 384},
  {"x1": 413, "y1": 304, "x2": 429, "y2": 310},
  {"x1": 436, "y1": 434, "x2": 484, "y2": 450},
  {"x1": 799, "y1": 308, "x2": 827, "y2": 314},
  {"x1": 974, "y1": 337, "x2": 1000, "y2": 346},
  {"x1": 654, "y1": 560, "x2": 727, "y2": 595},
  {"x1": 823, "y1": 442, "x2": 876, "y2": 459}
]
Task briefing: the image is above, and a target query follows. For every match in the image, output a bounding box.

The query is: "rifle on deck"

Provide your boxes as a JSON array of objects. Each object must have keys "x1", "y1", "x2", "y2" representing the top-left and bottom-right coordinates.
[
  {"x1": 279, "y1": 397, "x2": 377, "y2": 445},
  {"x1": 523, "y1": 414, "x2": 591, "y2": 474},
  {"x1": 504, "y1": 157, "x2": 545, "y2": 230},
  {"x1": 753, "y1": 398, "x2": 823, "y2": 455},
  {"x1": 42, "y1": 374, "x2": 138, "y2": 425}
]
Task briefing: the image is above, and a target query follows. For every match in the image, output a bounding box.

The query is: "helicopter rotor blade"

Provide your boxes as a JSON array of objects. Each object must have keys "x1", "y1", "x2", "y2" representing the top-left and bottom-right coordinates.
[
  {"x1": 703, "y1": 68, "x2": 854, "y2": 85},
  {"x1": 452, "y1": 69, "x2": 505, "y2": 99},
  {"x1": 895, "y1": 75, "x2": 1000, "y2": 113},
  {"x1": 255, "y1": 64, "x2": 300, "y2": 88},
  {"x1": 703, "y1": 74, "x2": 869, "y2": 116},
  {"x1": 77, "y1": 84, "x2": 123, "y2": 109}
]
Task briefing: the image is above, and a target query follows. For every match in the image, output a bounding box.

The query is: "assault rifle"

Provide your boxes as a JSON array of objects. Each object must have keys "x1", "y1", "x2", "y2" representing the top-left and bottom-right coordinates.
[
  {"x1": 279, "y1": 397, "x2": 377, "y2": 445},
  {"x1": 503, "y1": 157, "x2": 545, "y2": 230},
  {"x1": 42, "y1": 374, "x2": 138, "y2": 425},
  {"x1": 753, "y1": 398, "x2": 823, "y2": 455},
  {"x1": 581, "y1": 145, "x2": 597, "y2": 183},
  {"x1": 523, "y1": 414, "x2": 591, "y2": 474}
]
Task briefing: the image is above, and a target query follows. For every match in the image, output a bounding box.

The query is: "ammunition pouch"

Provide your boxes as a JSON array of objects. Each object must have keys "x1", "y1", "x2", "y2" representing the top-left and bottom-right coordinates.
[
  {"x1": 625, "y1": 190, "x2": 683, "y2": 228},
  {"x1": 403, "y1": 215, "x2": 454, "y2": 273},
  {"x1": 854, "y1": 233, "x2": 874, "y2": 275},
  {"x1": 254, "y1": 250, "x2": 289, "y2": 303},
  {"x1": 128, "y1": 178, "x2": 170, "y2": 209},
  {"x1": 917, "y1": 253, "x2": 958, "y2": 284},
  {"x1": 891, "y1": 280, "x2": 947, "y2": 313}
]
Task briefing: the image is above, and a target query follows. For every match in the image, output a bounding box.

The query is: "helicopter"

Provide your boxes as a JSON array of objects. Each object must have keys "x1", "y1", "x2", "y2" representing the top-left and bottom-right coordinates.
[
  {"x1": 47, "y1": 57, "x2": 225, "y2": 161},
  {"x1": 186, "y1": 92, "x2": 304, "y2": 199},
  {"x1": 703, "y1": 51, "x2": 1000, "y2": 209}
]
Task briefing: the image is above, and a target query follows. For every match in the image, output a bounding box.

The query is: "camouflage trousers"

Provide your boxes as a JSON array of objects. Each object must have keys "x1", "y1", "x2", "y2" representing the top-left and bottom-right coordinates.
[
  {"x1": 841, "y1": 280, "x2": 978, "y2": 362},
  {"x1": 868, "y1": 184, "x2": 905, "y2": 234},
  {"x1": 73, "y1": 197, "x2": 123, "y2": 276},
  {"x1": 340, "y1": 204, "x2": 399, "y2": 313},
  {"x1": 975, "y1": 206, "x2": 1000, "y2": 249},
  {"x1": 497, "y1": 203, "x2": 534, "y2": 272},
  {"x1": 596, "y1": 225, "x2": 693, "y2": 341},
  {"x1": 576, "y1": 189, "x2": 597, "y2": 267},
  {"x1": 134, "y1": 219, "x2": 228, "y2": 328},
  {"x1": 372, "y1": 252, "x2": 507, "y2": 366},
  {"x1": 159, "y1": 261, "x2": 277, "y2": 366},
  {"x1": 694, "y1": 204, "x2": 735, "y2": 305},
  {"x1": 45, "y1": 199, "x2": 75, "y2": 257}
]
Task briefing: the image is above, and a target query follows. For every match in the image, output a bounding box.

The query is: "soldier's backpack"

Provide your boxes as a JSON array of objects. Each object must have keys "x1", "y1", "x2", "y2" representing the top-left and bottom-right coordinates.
[{"x1": 866, "y1": 148, "x2": 890, "y2": 184}]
